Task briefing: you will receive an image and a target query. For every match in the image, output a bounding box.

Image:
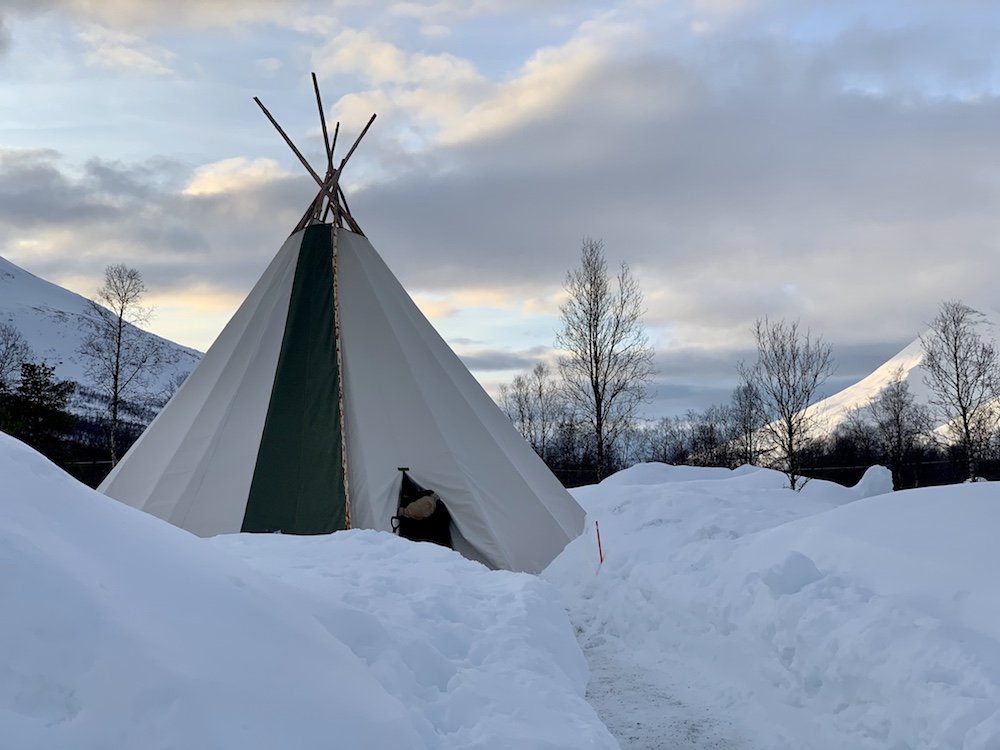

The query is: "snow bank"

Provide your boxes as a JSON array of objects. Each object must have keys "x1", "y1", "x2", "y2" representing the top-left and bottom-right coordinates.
[
  {"x1": 723, "y1": 482, "x2": 1000, "y2": 748},
  {"x1": 547, "y1": 462, "x2": 1000, "y2": 749},
  {"x1": 214, "y1": 532, "x2": 614, "y2": 749},
  {"x1": 0, "y1": 432, "x2": 418, "y2": 750},
  {"x1": 0, "y1": 432, "x2": 615, "y2": 750}
]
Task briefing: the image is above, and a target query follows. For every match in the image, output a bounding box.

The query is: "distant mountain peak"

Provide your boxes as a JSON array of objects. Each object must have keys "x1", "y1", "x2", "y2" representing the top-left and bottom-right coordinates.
[{"x1": 808, "y1": 309, "x2": 1000, "y2": 436}]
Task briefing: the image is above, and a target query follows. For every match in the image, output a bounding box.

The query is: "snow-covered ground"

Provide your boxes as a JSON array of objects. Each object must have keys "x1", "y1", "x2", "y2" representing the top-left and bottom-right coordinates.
[
  {"x1": 0, "y1": 431, "x2": 614, "y2": 750},
  {"x1": 6, "y1": 427, "x2": 1000, "y2": 749},
  {"x1": 547, "y1": 463, "x2": 1000, "y2": 749}
]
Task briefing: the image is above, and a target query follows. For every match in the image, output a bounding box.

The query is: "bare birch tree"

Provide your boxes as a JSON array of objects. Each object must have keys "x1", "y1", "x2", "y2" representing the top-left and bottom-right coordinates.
[
  {"x1": 498, "y1": 362, "x2": 566, "y2": 462},
  {"x1": 686, "y1": 405, "x2": 734, "y2": 467},
  {"x1": 524, "y1": 362, "x2": 565, "y2": 462},
  {"x1": 498, "y1": 375, "x2": 531, "y2": 440},
  {"x1": 728, "y1": 382, "x2": 767, "y2": 466},
  {"x1": 920, "y1": 300, "x2": 1000, "y2": 481},
  {"x1": 738, "y1": 318, "x2": 834, "y2": 490},
  {"x1": 0, "y1": 323, "x2": 31, "y2": 392},
  {"x1": 645, "y1": 416, "x2": 690, "y2": 465},
  {"x1": 556, "y1": 237, "x2": 655, "y2": 480},
  {"x1": 79, "y1": 264, "x2": 168, "y2": 465},
  {"x1": 867, "y1": 366, "x2": 932, "y2": 484}
]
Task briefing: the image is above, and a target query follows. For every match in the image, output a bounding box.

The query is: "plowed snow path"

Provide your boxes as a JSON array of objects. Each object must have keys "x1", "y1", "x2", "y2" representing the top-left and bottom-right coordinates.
[{"x1": 582, "y1": 638, "x2": 756, "y2": 750}]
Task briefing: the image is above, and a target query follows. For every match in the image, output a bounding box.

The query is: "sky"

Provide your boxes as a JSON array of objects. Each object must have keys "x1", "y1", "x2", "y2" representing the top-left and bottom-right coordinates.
[{"x1": 1, "y1": 0, "x2": 999, "y2": 417}]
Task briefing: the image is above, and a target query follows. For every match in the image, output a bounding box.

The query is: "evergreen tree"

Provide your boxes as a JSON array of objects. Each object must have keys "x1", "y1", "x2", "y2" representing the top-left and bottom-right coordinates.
[{"x1": 0, "y1": 362, "x2": 75, "y2": 460}]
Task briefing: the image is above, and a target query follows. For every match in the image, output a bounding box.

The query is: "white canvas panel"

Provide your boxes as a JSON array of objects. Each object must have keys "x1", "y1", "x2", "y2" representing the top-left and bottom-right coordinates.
[
  {"x1": 337, "y1": 230, "x2": 585, "y2": 573},
  {"x1": 99, "y1": 233, "x2": 304, "y2": 535}
]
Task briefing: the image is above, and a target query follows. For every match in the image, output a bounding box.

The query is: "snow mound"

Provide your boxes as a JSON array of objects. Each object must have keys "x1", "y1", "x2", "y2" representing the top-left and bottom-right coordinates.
[
  {"x1": 852, "y1": 464, "x2": 894, "y2": 498},
  {"x1": 214, "y1": 531, "x2": 614, "y2": 749},
  {"x1": 0, "y1": 431, "x2": 615, "y2": 750},
  {"x1": 761, "y1": 551, "x2": 824, "y2": 597},
  {"x1": 599, "y1": 462, "x2": 736, "y2": 486},
  {"x1": 720, "y1": 482, "x2": 1000, "y2": 748},
  {"x1": 733, "y1": 481, "x2": 1000, "y2": 643}
]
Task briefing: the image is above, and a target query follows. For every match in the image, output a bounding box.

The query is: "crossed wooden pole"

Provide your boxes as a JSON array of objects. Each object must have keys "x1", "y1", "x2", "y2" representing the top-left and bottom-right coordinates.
[{"x1": 254, "y1": 73, "x2": 376, "y2": 236}]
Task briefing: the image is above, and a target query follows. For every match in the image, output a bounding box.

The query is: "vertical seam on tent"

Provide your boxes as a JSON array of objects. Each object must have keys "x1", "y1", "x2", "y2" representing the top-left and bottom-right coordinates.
[{"x1": 333, "y1": 226, "x2": 352, "y2": 529}]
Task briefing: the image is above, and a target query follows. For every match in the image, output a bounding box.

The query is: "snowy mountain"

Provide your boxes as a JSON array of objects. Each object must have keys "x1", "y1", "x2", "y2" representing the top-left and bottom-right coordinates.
[
  {"x1": 806, "y1": 310, "x2": 1000, "y2": 436},
  {"x1": 806, "y1": 338, "x2": 931, "y2": 434},
  {"x1": 0, "y1": 254, "x2": 201, "y2": 408}
]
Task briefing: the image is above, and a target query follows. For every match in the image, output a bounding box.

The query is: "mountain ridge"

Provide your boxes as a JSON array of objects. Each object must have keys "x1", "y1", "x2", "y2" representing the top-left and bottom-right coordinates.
[{"x1": 0, "y1": 254, "x2": 202, "y2": 410}]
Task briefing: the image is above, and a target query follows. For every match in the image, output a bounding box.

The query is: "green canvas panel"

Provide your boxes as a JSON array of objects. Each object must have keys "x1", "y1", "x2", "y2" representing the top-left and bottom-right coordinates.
[{"x1": 242, "y1": 224, "x2": 347, "y2": 533}]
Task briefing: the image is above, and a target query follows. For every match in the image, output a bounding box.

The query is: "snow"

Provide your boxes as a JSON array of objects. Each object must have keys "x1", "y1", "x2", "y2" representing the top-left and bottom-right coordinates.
[
  {"x1": 213, "y1": 532, "x2": 613, "y2": 749},
  {"x1": 805, "y1": 337, "x2": 930, "y2": 434},
  {"x1": 546, "y1": 462, "x2": 1000, "y2": 749},
  {"x1": 0, "y1": 431, "x2": 615, "y2": 749},
  {"x1": 8, "y1": 421, "x2": 1000, "y2": 749}
]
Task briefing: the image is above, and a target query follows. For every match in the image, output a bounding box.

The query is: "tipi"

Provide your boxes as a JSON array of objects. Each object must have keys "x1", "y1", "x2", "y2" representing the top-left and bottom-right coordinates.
[{"x1": 99, "y1": 76, "x2": 585, "y2": 574}]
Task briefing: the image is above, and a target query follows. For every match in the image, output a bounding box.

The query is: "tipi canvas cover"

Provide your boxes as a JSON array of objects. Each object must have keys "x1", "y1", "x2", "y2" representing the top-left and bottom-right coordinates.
[{"x1": 99, "y1": 94, "x2": 585, "y2": 572}]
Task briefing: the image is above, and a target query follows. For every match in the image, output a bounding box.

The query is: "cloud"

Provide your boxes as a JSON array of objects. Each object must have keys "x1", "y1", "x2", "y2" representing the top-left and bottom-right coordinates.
[
  {"x1": 77, "y1": 24, "x2": 175, "y2": 75},
  {"x1": 312, "y1": 27, "x2": 490, "y2": 150},
  {"x1": 440, "y1": 18, "x2": 644, "y2": 145},
  {"x1": 384, "y1": 0, "x2": 597, "y2": 33},
  {"x1": 342, "y1": 18, "x2": 1000, "y2": 360},
  {"x1": 0, "y1": 150, "x2": 118, "y2": 226},
  {"x1": 689, "y1": 0, "x2": 766, "y2": 33},
  {"x1": 317, "y1": 28, "x2": 483, "y2": 89},
  {"x1": 255, "y1": 57, "x2": 282, "y2": 75},
  {"x1": 183, "y1": 158, "x2": 291, "y2": 197},
  {"x1": 0, "y1": 148, "x2": 308, "y2": 348},
  {"x1": 14, "y1": 0, "x2": 299, "y2": 30},
  {"x1": 411, "y1": 286, "x2": 549, "y2": 319},
  {"x1": 312, "y1": 18, "x2": 642, "y2": 152},
  {"x1": 694, "y1": 0, "x2": 759, "y2": 12},
  {"x1": 456, "y1": 346, "x2": 550, "y2": 372},
  {"x1": 0, "y1": 15, "x2": 10, "y2": 56},
  {"x1": 4, "y1": 0, "x2": 574, "y2": 33}
]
